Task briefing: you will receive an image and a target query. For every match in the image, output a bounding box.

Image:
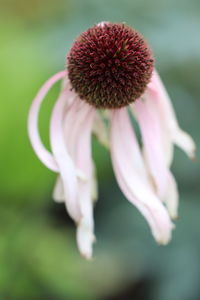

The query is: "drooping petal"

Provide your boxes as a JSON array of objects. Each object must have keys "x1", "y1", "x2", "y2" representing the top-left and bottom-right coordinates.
[
  {"x1": 92, "y1": 112, "x2": 109, "y2": 148},
  {"x1": 64, "y1": 98, "x2": 96, "y2": 259},
  {"x1": 134, "y1": 97, "x2": 169, "y2": 198},
  {"x1": 28, "y1": 71, "x2": 67, "y2": 172},
  {"x1": 136, "y1": 92, "x2": 179, "y2": 217},
  {"x1": 134, "y1": 96, "x2": 178, "y2": 218},
  {"x1": 53, "y1": 176, "x2": 65, "y2": 203},
  {"x1": 164, "y1": 173, "x2": 179, "y2": 219},
  {"x1": 110, "y1": 108, "x2": 174, "y2": 244},
  {"x1": 91, "y1": 162, "x2": 98, "y2": 202},
  {"x1": 149, "y1": 70, "x2": 196, "y2": 159},
  {"x1": 50, "y1": 89, "x2": 81, "y2": 222},
  {"x1": 76, "y1": 116, "x2": 96, "y2": 259},
  {"x1": 171, "y1": 129, "x2": 196, "y2": 159},
  {"x1": 52, "y1": 171, "x2": 87, "y2": 204},
  {"x1": 62, "y1": 98, "x2": 85, "y2": 152}
]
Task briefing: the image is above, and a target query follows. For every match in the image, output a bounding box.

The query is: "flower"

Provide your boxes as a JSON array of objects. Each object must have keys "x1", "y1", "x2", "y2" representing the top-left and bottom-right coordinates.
[{"x1": 28, "y1": 22, "x2": 195, "y2": 259}]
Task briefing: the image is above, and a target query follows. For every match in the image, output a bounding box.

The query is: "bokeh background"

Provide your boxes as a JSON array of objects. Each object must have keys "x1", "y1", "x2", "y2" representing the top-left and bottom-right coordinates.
[{"x1": 0, "y1": 0, "x2": 200, "y2": 299}]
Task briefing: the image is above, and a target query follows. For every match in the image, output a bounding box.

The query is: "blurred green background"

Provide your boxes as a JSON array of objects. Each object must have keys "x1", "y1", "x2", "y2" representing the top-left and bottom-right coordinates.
[{"x1": 0, "y1": 0, "x2": 200, "y2": 299}]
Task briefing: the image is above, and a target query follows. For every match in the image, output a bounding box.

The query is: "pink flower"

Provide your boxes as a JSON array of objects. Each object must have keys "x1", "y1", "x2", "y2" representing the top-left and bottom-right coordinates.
[{"x1": 28, "y1": 22, "x2": 195, "y2": 259}]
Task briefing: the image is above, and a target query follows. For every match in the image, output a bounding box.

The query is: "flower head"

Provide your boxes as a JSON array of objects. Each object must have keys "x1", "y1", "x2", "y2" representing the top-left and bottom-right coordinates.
[
  {"x1": 68, "y1": 23, "x2": 154, "y2": 108},
  {"x1": 28, "y1": 22, "x2": 195, "y2": 259}
]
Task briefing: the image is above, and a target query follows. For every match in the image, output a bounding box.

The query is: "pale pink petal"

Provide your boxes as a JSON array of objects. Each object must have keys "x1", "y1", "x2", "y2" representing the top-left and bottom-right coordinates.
[
  {"x1": 65, "y1": 99, "x2": 96, "y2": 259},
  {"x1": 171, "y1": 130, "x2": 195, "y2": 159},
  {"x1": 92, "y1": 113, "x2": 109, "y2": 148},
  {"x1": 141, "y1": 151, "x2": 178, "y2": 219},
  {"x1": 63, "y1": 98, "x2": 89, "y2": 155},
  {"x1": 112, "y1": 156, "x2": 174, "y2": 244},
  {"x1": 53, "y1": 176, "x2": 65, "y2": 203},
  {"x1": 28, "y1": 71, "x2": 67, "y2": 172},
  {"x1": 110, "y1": 108, "x2": 174, "y2": 244},
  {"x1": 62, "y1": 97, "x2": 96, "y2": 258},
  {"x1": 149, "y1": 70, "x2": 196, "y2": 159},
  {"x1": 91, "y1": 162, "x2": 98, "y2": 202},
  {"x1": 62, "y1": 97, "x2": 89, "y2": 180},
  {"x1": 134, "y1": 87, "x2": 173, "y2": 167},
  {"x1": 134, "y1": 98, "x2": 168, "y2": 198},
  {"x1": 134, "y1": 95, "x2": 179, "y2": 218},
  {"x1": 52, "y1": 97, "x2": 92, "y2": 207},
  {"x1": 50, "y1": 89, "x2": 81, "y2": 222},
  {"x1": 76, "y1": 125, "x2": 96, "y2": 258},
  {"x1": 164, "y1": 173, "x2": 179, "y2": 219}
]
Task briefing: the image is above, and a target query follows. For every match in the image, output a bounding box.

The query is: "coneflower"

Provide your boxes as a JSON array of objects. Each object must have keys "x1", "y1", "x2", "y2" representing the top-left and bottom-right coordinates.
[{"x1": 28, "y1": 22, "x2": 195, "y2": 259}]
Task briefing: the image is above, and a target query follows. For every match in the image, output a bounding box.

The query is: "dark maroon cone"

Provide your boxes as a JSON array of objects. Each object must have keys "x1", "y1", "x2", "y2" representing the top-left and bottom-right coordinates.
[{"x1": 67, "y1": 22, "x2": 154, "y2": 109}]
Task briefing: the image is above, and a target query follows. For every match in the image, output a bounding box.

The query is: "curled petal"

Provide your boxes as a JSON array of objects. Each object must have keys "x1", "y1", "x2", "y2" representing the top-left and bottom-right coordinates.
[
  {"x1": 110, "y1": 108, "x2": 174, "y2": 244},
  {"x1": 50, "y1": 89, "x2": 81, "y2": 222},
  {"x1": 28, "y1": 71, "x2": 67, "y2": 172},
  {"x1": 171, "y1": 129, "x2": 196, "y2": 160},
  {"x1": 149, "y1": 70, "x2": 196, "y2": 159}
]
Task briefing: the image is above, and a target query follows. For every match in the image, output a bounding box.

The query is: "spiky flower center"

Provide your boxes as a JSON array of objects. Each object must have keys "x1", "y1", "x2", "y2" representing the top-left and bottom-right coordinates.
[{"x1": 67, "y1": 22, "x2": 154, "y2": 109}]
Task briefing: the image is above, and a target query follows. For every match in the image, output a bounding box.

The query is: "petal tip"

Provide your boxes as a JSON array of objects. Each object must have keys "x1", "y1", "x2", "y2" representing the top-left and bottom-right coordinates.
[
  {"x1": 154, "y1": 221, "x2": 175, "y2": 246},
  {"x1": 80, "y1": 251, "x2": 93, "y2": 260},
  {"x1": 167, "y1": 205, "x2": 178, "y2": 220},
  {"x1": 190, "y1": 151, "x2": 196, "y2": 162},
  {"x1": 77, "y1": 225, "x2": 95, "y2": 260}
]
